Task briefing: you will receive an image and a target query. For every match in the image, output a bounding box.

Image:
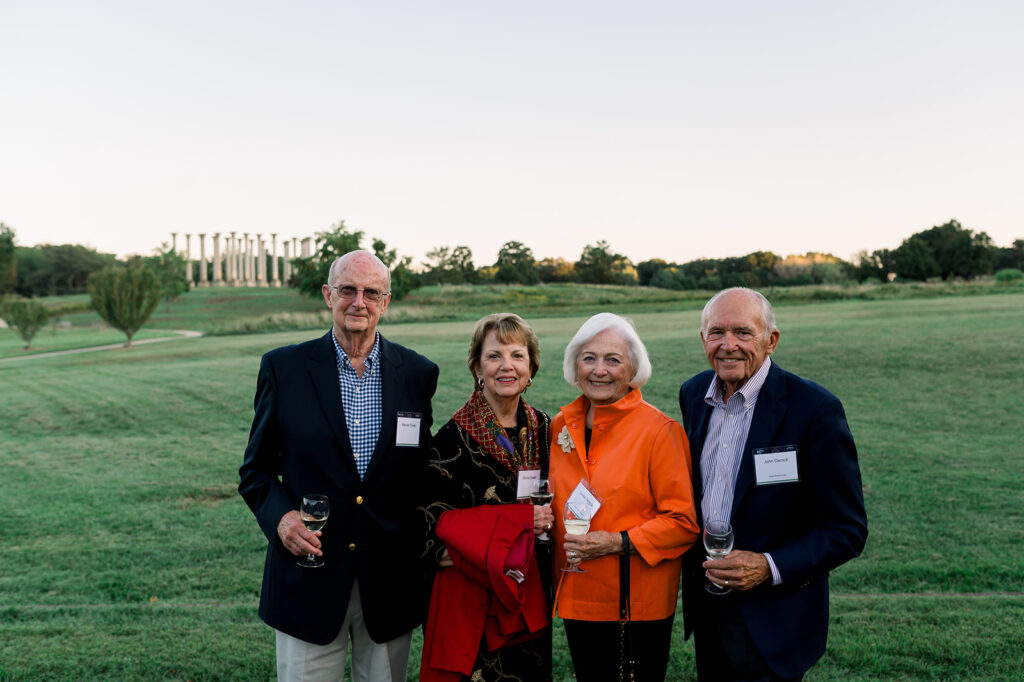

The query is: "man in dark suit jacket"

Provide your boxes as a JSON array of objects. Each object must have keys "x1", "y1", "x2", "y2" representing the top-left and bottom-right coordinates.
[
  {"x1": 239, "y1": 250, "x2": 438, "y2": 681},
  {"x1": 678, "y1": 288, "x2": 867, "y2": 681}
]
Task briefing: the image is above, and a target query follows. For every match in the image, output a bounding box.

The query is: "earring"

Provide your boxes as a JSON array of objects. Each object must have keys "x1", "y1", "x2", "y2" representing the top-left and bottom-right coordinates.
[
  {"x1": 477, "y1": 378, "x2": 484, "y2": 390},
  {"x1": 527, "y1": 377, "x2": 533, "y2": 386}
]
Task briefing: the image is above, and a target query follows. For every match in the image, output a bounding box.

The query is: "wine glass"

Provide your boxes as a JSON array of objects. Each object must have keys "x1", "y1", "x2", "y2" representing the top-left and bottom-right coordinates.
[
  {"x1": 561, "y1": 501, "x2": 591, "y2": 573},
  {"x1": 703, "y1": 519, "x2": 734, "y2": 594},
  {"x1": 297, "y1": 494, "x2": 330, "y2": 568},
  {"x1": 529, "y1": 479, "x2": 554, "y2": 542}
]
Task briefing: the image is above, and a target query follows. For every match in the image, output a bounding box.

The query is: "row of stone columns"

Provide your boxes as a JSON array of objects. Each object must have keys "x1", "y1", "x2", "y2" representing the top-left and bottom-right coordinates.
[{"x1": 170, "y1": 233, "x2": 316, "y2": 287}]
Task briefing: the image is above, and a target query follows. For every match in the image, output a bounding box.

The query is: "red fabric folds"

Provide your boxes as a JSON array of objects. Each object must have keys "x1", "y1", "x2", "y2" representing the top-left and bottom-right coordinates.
[{"x1": 420, "y1": 504, "x2": 549, "y2": 682}]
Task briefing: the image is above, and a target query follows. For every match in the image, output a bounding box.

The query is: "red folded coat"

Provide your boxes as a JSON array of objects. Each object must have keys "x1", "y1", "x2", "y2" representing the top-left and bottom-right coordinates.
[{"x1": 420, "y1": 504, "x2": 549, "y2": 682}]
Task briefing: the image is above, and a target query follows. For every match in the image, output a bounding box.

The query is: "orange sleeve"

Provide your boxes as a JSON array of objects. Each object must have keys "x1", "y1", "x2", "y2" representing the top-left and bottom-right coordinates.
[{"x1": 627, "y1": 419, "x2": 700, "y2": 566}]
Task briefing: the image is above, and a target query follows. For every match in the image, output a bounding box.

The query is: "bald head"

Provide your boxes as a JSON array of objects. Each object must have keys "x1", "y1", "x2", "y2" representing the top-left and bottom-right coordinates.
[
  {"x1": 328, "y1": 250, "x2": 391, "y2": 292},
  {"x1": 701, "y1": 287, "x2": 777, "y2": 340}
]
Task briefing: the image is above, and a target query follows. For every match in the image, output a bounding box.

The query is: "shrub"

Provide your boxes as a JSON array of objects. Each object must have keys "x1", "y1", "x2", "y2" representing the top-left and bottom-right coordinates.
[
  {"x1": 0, "y1": 297, "x2": 49, "y2": 349},
  {"x1": 994, "y1": 268, "x2": 1023, "y2": 283}
]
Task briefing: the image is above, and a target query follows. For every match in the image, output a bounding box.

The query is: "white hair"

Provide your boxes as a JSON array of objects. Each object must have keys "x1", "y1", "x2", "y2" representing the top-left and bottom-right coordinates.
[
  {"x1": 700, "y1": 287, "x2": 778, "y2": 339},
  {"x1": 327, "y1": 250, "x2": 391, "y2": 291},
  {"x1": 562, "y1": 312, "x2": 652, "y2": 389}
]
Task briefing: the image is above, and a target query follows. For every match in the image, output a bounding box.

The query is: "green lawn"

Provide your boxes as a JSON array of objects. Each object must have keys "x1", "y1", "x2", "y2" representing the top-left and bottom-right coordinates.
[{"x1": 1, "y1": 294, "x2": 1021, "y2": 680}]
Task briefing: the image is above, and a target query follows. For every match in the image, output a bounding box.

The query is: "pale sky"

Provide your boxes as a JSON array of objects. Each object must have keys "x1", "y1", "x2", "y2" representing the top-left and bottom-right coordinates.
[{"x1": 2, "y1": 1, "x2": 1021, "y2": 268}]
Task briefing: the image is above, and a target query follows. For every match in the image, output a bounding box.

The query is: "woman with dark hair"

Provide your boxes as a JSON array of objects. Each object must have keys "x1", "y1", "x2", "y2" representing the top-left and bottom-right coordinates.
[{"x1": 419, "y1": 313, "x2": 554, "y2": 682}]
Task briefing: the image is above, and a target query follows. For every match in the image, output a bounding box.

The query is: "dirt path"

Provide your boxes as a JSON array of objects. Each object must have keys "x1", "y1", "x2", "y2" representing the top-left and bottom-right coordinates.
[{"x1": 0, "y1": 330, "x2": 203, "y2": 363}]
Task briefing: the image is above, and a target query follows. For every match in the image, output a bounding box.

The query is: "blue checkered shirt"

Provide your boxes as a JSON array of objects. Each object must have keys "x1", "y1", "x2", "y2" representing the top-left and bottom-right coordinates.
[{"x1": 331, "y1": 330, "x2": 383, "y2": 479}]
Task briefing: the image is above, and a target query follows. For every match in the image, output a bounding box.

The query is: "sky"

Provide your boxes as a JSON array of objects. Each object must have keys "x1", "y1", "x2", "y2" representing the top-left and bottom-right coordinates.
[{"x1": 2, "y1": 1, "x2": 1022, "y2": 268}]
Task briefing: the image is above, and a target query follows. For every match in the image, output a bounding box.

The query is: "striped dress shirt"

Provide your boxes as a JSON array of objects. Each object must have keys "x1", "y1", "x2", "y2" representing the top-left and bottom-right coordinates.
[
  {"x1": 700, "y1": 357, "x2": 782, "y2": 585},
  {"x1": 331, "y1": 330, "x2": 383, "y2": 479}
]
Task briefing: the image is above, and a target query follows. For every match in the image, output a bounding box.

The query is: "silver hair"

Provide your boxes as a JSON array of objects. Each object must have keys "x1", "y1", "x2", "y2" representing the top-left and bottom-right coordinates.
[
  {"x1": 562, "y1": 312, "x2": 652, "y2": 389},
  {"x1": 700, "y1": 287, "x2": 778, "y2": 339},
  {"x1": 327, "y1": 250, "x2": 391, "y2": 291}
]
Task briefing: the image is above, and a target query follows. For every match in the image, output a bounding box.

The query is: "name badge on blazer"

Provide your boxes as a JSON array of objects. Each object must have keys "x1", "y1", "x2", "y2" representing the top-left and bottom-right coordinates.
[
  {"x1": 753, "y1": 446, "x2": 799, "y2": 485},
  {"x1": 395, "y1": 412, "x2": 422, "y2": 447}
]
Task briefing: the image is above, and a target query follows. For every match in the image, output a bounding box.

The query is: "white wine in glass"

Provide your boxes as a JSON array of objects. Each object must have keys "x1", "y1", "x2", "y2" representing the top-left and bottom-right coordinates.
[
  {"x1": 298, "y1": 494, "x2": 330, "y2": 568},
  {"x1": 561, "y1": 501, "x2": 591, "y2": 573},
  {"x1": 703, "y1": 519, "x2": 734, "y2": 594}
]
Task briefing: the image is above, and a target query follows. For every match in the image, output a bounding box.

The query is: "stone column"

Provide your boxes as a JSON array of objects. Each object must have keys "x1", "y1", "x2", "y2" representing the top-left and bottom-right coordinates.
[
  {"x1": 292, "y1": 238, "x2": 298, "y2": 262},
  {"x1": 170, "y1": 232, "x2": 178, "y2": 253},
  {"x1": 212, "y1": 233, "x2": 223, "y2": 286},
  {"x1": 282, "y1": 240, "x2": 292, "y2": 285},
  {"x1": 269, "y1": 234, "x2": 280, "y2": 287},
  {"x1": 242, "y1": 233, "x2": 251, "y2": 285},
  {"x1": 248, "y1": 235, "x2": 256, "y2": 285},
  {"x1": 184, "y1": 233, "x2": 193, "y2": 283},
  {"x1": 301, "y1": 237, "x2": 312, "y2": 258},
  {"x1": 257, "y1": 236, "x2": 267, "y2": 287},
  {"x1": 197, "y1": 233, "x2": 208, "y2": 287},
  {"x1": 228, "y1": 232, "x2": 237, "y2": 284}
]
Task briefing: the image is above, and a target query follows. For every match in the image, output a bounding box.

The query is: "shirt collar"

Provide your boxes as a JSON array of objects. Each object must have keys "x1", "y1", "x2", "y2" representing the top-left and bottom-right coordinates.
[
  {"x1": 331, "y1": 330, "x2": 381, "y2": 370},
  {"x1": 703, "y1": 356, "x2": 772, "y2": 410}
]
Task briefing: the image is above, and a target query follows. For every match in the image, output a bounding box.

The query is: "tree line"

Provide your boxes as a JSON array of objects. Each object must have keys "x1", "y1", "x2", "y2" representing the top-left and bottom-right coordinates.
[
  {"x1": 288, "y1": 219, "x2": 1023, "y2": 299},
  {"x1": 2, "y1": 218, "x2": 1022, "y2": 348}
]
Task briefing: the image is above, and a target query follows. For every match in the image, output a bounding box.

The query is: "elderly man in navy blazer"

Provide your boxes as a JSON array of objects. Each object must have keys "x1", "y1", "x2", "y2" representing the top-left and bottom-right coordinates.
[
  {"x1": 678, "y1": 287, "x2": 867, "y2": 681},
  {"x1": 240, "y1": 250, "x2": 438, "y2": 681}
]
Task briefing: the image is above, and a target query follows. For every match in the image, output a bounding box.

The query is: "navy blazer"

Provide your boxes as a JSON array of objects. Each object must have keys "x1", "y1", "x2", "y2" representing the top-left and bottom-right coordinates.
[
  {"x1": 239, "y1": 331, "x2": 438, "y2": 645},
  {"x1": 679, "y1": 362, "x2": 867, "y2": 679}
]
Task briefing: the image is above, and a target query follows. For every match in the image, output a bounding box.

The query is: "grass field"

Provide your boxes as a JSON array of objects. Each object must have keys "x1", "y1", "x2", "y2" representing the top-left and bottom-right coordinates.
[{"x1": 1, "y1": 293, "x2": 1022, "y2": 680}]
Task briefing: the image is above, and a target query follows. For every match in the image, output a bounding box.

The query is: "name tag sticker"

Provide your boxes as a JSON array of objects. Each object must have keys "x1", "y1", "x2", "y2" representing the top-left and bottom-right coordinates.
[
  {"x1": 753, "y1": 446, "x2": 799, "y2": 485},
  {"x1": 395, "y1": 412, "x2": 422, "y2": 447},
  {"x1": 516, "y1": 468, "x2": 541, "y2": 499}
]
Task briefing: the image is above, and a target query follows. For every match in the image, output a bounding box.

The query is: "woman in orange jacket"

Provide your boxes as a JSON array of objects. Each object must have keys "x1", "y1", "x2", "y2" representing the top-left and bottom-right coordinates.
[{"x1": 550, "y1": 312, "x2": 700, "y2": 682}]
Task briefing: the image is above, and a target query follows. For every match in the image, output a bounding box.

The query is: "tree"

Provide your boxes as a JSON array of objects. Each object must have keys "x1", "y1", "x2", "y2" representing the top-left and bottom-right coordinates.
[
  {"x1": 87, "y1": 264, "x2": 162, "y2": 347},
  {"x1": 494, "y1": 241, "x2": 539, "y2": 285},
  {"x1": 995, "y1": 239, "x2": 1024, "y2": 271},
  {"x1": 423, "y1": 245, "x2": 477, "y2": 285},
  {"x1": 288, "y1": 221, "x2": 365, "y2": 298},
  {"x1": 0, "y1": 297, "x2": 49, "y2": 349},
  {"x1": 13, "y1": 243, "x2": 117, "y2": 297},
  {"x1": 893, "y1": 236, "x2": 940, "y2": 281},
  {"x1": 0, "y1": 223, "x2": 15, "y2": 295},
  {"x1": 372, "y1": 239, "x2": 416, "y2": 300},
  {"x1": 575, "y1": 241, "x2": 637, "y2": 285},
  {"x1": 536, "y1": 257, "x2": 575, "y2": 283},
  {"x1": 636, "y1": 259, "x2": 669, "y2": 287},
  {"x1": 144, "y1": 243, "x2": 190, "y2": 311}
]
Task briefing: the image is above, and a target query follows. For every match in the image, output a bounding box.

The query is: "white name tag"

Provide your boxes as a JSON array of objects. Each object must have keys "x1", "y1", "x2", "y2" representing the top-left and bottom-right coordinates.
[
  {"x1": 753, "y1": 446, "x2": 799, "y2": 485},
  {"x1": 516, "y1": 468, "x2": 541, "y2": 499},
  {"x1": 395, "y1": 412, "x2": 422, "y2": 448}
]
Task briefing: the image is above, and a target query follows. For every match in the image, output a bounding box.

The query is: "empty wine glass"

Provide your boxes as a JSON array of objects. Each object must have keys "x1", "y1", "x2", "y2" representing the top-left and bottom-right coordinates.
[
  {"x1": 703, "y1": 518, "x2": 734, "y2": 594},
  {"x1": 297, "y1": 494, "x2": 330, "y2": 568},
  {"x1": 561, "y1": 501, "x2": 591, "y2": 573}
]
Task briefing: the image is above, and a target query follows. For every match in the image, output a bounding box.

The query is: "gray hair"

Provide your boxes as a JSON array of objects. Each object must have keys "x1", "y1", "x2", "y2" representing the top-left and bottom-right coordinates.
[
  {"x1": 700, "y1": 287, "x2": 778, "y2": 339},
  {"x1": 327, "y1": 250, "x2": 391, "y2": 291},
  {"x1": 562, "y1": 312, "x2": 653, "y2": 389}
]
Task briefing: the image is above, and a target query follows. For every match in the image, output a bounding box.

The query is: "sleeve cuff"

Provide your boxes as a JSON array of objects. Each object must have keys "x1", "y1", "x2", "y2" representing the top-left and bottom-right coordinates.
[{"x1": 764, "y1": 552, "x2": 782, "y2": 586}]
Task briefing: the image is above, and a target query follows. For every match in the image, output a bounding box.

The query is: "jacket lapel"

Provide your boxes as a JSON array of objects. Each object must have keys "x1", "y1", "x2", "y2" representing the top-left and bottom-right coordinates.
[
  {"x1": 308, "y1": 331, "x2": 358, "y2": 474},
  {"x1": 730, "y1": 362, "x2": 788, "y2": 517}
]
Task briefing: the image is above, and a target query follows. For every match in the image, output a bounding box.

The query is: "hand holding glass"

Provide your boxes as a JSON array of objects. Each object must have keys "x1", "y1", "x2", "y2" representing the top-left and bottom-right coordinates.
[
  {"x1": 703, "y1": 519, "x2": 734, "y2": 594},
  {"x1": 297, "y1": 494, "x2": 330, "y2": 568},
  {"x1": 529, "y1": 478, "x2": 554, "y2": 542},
  {"x1": 561, "y1": 502, "x2": 591, "y2": 573}
]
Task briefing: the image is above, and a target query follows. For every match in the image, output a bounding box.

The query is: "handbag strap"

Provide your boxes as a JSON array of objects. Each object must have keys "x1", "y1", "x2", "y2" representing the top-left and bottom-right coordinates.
[{"x1": 619, "y1": 531, "x2": 634, "y2": 682}]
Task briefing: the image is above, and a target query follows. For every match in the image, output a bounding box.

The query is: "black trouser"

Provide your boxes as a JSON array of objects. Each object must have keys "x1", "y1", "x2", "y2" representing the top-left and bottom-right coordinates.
[
  {"x1": 693, "y1": 592, "x2": 802, "y2": 682},
  {"x1": 563, "y1": 615, "x2": 674, "y2": 682}
]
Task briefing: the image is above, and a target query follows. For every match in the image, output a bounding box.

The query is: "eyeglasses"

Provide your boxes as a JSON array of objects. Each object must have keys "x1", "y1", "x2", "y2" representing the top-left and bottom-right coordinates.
[{"x1": 329, "y1": 285, "x2": 389, "y2": 304}]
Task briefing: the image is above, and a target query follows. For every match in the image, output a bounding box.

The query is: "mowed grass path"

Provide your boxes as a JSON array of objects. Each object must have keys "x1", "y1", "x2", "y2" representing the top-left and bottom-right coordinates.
[{"x1": 1, "y1": 295, "x2": 1022, "y2": 680}]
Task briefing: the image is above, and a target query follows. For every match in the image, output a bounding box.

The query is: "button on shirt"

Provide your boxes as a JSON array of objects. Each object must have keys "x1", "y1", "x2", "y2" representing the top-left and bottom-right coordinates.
[
  {"x1": 700, "y1": 357, "x2": 782, "y2": 585},
  {"x1": 331, "y1": 331, "x2": 383, "y2": 479}
]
